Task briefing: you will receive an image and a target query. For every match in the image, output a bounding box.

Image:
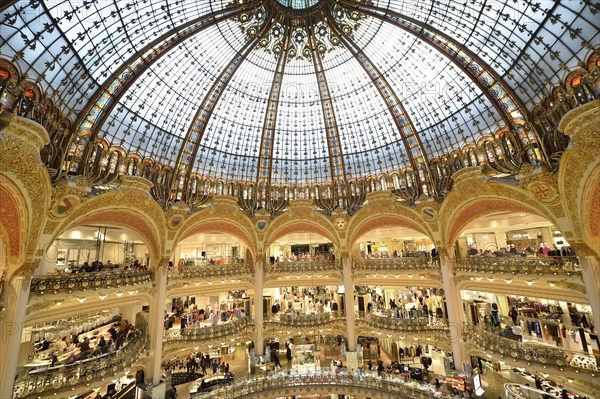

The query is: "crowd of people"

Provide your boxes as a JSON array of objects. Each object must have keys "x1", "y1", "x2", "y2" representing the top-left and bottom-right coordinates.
[
  {"x1": 65, "y1": 259, "x2": 147, "y2": 273},
  {"x1": 39, "y1": 320, "x2": 140, "y2": 368},
  {"x1": 466, "y1": 243, "x2": 575, "y2": 257}
]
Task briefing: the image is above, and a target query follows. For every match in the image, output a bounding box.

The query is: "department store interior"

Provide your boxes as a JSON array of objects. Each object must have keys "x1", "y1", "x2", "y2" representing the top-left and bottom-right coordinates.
[{"x1": 1, "y1": 1, "x2": 599, "y2": 399}]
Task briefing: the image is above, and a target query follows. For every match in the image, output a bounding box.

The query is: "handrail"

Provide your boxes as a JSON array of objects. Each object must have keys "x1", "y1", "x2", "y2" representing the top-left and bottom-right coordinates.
[
  {"x1": 29, "y1": 269, "x2": 153, "y2": 294},
  {"x1": 13, "y1": 332, "x2": 147, "y2": 398},
  {"x1": 167, "y1": 263, "x2": 253, "y2": 280},
  {"x1": 463, "y1": 324, "x2": 598, "y2": 373},
  {"x1": 504, "y1": 383, "x2": 560, "y2": 399},
  {"x1": 454, "y1": 256, "x2": 580, "y2": 275},
  {"x1": 189, "y1": 371, "x2": 449, "y2": 399},
  {"x1": 264, "y1": 312, "x2": 344, "y2": 328},
  {"x1": 353, "y1": 257, "x2": 441, "y2": 272},
  {"x1": 163, "y1": 317, "x2": 254, "y2": 342},
  {"x1": 266, "y1": 260, "x2": 342, "y2": 274},
  {"x1": 356, "y1": 314, "x2": 448, "y2": 332}
]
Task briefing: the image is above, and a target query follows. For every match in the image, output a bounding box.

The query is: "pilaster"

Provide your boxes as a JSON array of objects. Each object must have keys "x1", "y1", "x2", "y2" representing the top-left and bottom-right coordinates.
[{"x1": 0, "y1": 270, "x2": 32, "y2": 398}]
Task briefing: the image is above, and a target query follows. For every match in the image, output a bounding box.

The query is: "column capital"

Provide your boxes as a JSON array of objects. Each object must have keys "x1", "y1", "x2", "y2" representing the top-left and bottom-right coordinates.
[
  {"x1": 158, "y1": 256, "x2": 171, "y2": 268},
  {"x1": 14, "y1": 261, "x2": 39, "y2": 278},
  {"x1": 572, "y1": 242, "x2": 599, "y2": 258}
]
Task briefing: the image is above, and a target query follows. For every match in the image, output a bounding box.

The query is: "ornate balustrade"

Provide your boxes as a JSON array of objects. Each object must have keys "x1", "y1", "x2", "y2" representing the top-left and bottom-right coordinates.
[
  {"x1": 266, "y1": 260, "x2": 342, "y2": 274},
  {"x1": 353, "y1": 257, "x2": 441, "y2": 273},
  {"x1": 13, "y1": 332, "x2": 147, "y2": 398},
  {"x1": 29, "y1": 270, "x2": 153, "y2": 295},
  {"x1": 167, "y1": 263, "x2": 253, "y2": 281},
  {"x1": 357, "y1": 314, "x2": 448, "y2": 333},
  {"x1": 163, "y1": 317, "x2": 254, "y2": 342},
  {"x1": 504, "y1": 383, "x2": 560, "y2": 399},
  {"x1": 454, "y1": 256, "x2": 581, "y2": 276},
  {"x1": 265, "y1": 312, "x2": 344, "y2": 328},
  {"x1": 189, "y1": 371, "x2": 444, "y2": 399},
  {"x1": 463, "y1": 324, "x2": 598, "y2": 374}
]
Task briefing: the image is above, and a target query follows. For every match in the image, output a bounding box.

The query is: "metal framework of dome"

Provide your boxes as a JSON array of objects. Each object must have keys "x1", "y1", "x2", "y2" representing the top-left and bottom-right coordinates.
[{"x1": 0, "y1": 0, "x2": 598, "y2": 216}]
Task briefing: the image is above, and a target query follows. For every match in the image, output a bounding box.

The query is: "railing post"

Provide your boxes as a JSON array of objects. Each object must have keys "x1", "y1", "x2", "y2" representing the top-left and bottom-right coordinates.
[
  {"x1": 0, "y1": 271, "x2": 32, "y2": 398},
  {"x1": 440, "y1": 252, "x2": 465, "y2": 372}
]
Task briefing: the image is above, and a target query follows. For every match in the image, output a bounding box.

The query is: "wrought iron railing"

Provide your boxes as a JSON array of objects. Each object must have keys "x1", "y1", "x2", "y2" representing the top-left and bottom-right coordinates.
[
  {"x1": 463, "y1": 324, "x2": 598, "y2": 374},
  {"x1": 353, "y1": 257, "x2": 441, "y2": 273},
  {"x1": 356, "y1": 314, "x2": 448, "y2": 332},
  {"x1": 266, "y1": 260, "x2": 342, "y2": 274},
  {"x1": 504, "y1": 383, "x2": 561, "y2": 399},
  {"x1": 189, "y1": 370, "x2": 444, "y2": 399},
  {"x1": 29, "y1": 269, "x2": 153, "y2": 295},
  {"x1": 167, "y1": 263, "x2": 253, "y2": 281},
  {"x1": 13, "y1": 332, "x2": 147, "y2": 398},
  {"x1": 454, "y1": 256, "x2": 581, "y2": 275},
  {"x1": 164, "y1": 317, "x2": 254, "y2": 342}
]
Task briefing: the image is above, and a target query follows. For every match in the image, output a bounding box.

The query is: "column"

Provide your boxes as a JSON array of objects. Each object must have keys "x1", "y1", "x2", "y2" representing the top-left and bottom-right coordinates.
[
  {"x1": 148, "y1": 261, "x2": 168, "y2": 384},
  {"x1": 37, "y1": 241, "x2": 58, "y2": 276},
  {"x1": 253, "y1": 260, "x2": 265, "y2": 357},
  {"x1": 440, "y1": 254, "x2": 465, "y2": 372},
  {"x1": 342, "y1": 253, "x2": 357, "y2": 351},
  {"x1": 0, "y1": 273, "x2": 31, "y2": 398},
  {"x1": 579, "y1": 255, "x2": 600, "y2": 329}
]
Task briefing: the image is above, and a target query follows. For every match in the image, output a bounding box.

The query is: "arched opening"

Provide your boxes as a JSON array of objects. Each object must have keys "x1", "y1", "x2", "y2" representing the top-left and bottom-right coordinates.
[
  {"x1": 175, "y1": 231, "x2": 249, "y2": 268},
  {"x1": 38, "y1": 225, "x2": 150, "y2": 275},
  {"x1": 453, "y1": 211, "x2": 573, "y2": 258}
]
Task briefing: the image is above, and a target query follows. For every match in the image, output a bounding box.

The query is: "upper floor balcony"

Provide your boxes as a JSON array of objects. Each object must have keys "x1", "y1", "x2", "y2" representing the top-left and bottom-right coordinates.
[
  {"x1": 29, "y1": 269, "x2": 153, "y2": 295},
  {"x1": 167, "y1": 261, "x2": 253, "y2": 281},
  {"x1": 14, "y1": 331, "x2": 147, "y2": 398},
  {"x1": 189, "y1": 370, "x2": 444, "y2": 399},
  {"x1": 163, "y1": 317, "x2": 254, "y2": 343},
  {"x1": 454, "y1": 256, "x2": 581, "y2": 276},
  {"x1": 266, "y1": 259, "x2": 342, "y2": 274},
  {"x1": 265, "y1": 312, "x2": 345, "y2": 329},
  {"x1": 463, "y1": 324, "x2": 598, "y2": 374},
  {"x1": 353, "y1": 257, "x2": 441, "y2": 282},
  {"x1": 356, "y1": 314, "x2": 448, "y2": 334}
]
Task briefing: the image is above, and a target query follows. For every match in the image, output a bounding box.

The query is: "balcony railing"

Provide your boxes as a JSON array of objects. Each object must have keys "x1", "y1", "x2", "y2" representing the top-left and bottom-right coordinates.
[
  {"x1": 463, "y1": 324, "x2": 598, "y2": 374},
  {"x1": 354, "y1": 257, "x2": 441, "y2": 273},
  {"x1": 357, "y1": 314, "x2": 448, "y2": 333},
  {"x1": 167, "y1": 263, "x2": 253, "y2": 281},
  {"x1": 164, "y1": 317, "x2": 254, "y2": 342},
  {"x1": 14, "y1": 332, "x2": 147, "y2": 398},
  {"x1": 189, "y1": 370, "x2": 443, "y2": 399},
  {"x1": 454, "y1": 256, "x2": 581, "y2": 275},
  {"x1": 29, "y1": 269, "x2": 153, "y2": 295},
  {"x1": 265, "y1": 312, "x2": 344, "y2": 328},
  {"x1": 266, "y1": 260, "x2": 342, "y2": 274}
]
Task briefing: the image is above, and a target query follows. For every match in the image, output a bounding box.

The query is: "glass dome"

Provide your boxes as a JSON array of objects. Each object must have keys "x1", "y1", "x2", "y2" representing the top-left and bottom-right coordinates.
[
  {"x1": 1, "y1": 0, "x2": 597, "y2": 208},
  {"x1": 277, "y1": 0, "x2": 321, "y2": 10}
]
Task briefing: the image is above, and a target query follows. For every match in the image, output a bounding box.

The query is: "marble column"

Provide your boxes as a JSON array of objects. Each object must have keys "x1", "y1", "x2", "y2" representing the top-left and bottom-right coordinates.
[
  {"x1": 253, "y1": 260, "x2": 265, "y2": 356},
  {"x1": 342, "y1": 254, "x2": 357, "y2": 351},
  {"x1": 440, "y1": 256, "x2": 465, "y2": 372},
  {"x1": 148, "y1": 263, "x2": 168, "y2": 384},
  {"x1": 0, "y1": 273, "x2": 31, "y2": 398},
  {"x1": 579, "y1": 255, "x2": 600, "y2": 329}
]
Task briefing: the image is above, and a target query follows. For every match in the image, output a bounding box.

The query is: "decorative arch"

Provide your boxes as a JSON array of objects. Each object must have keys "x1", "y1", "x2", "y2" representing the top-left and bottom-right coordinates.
[
  {"x1": 444, "y1": 198, "x2": 549, "y2": 248},
  {"x1": 263, "y1": 208, "x2": 340, "y2": 250},
  {"x1": 48, "y1": 190, "x2": 166, "y2": 266},
  {"x1": 348, "y1": 214, "x2": 433, "y2": 252},
  {"x1": 172, "y1": 202, "x2": 258, "y2": 258},
  {"x1": 0, "y1": 176, "x2": 29, "y2": 267}
]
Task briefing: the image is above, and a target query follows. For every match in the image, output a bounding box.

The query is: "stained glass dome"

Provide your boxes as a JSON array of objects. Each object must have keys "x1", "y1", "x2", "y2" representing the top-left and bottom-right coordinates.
[{"x1": 1, "y1": 0, "x2": 598, "y2": 211}]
